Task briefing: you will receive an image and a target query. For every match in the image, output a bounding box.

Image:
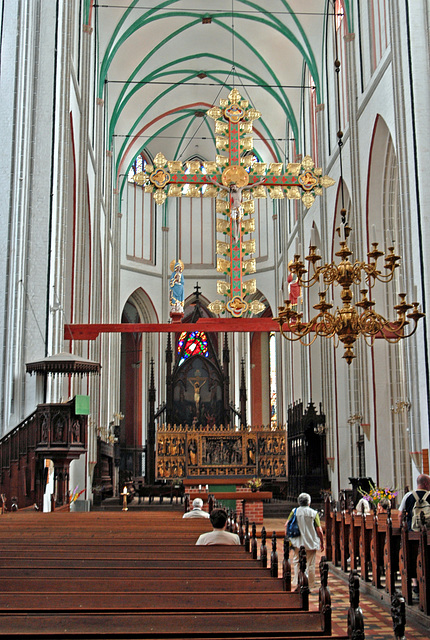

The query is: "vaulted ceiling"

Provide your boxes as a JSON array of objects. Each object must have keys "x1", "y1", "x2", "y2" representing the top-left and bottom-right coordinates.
[{"x1": 92, "y1": 1, "x2": 352, "y2": 197}]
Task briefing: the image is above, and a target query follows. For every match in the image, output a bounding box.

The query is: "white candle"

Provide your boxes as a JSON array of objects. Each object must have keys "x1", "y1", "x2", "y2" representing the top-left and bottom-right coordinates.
[
  {"x1": 199, "y1": 484, "x2": 202, "y2": 490},
  {"x1": 371, "y1": 224, "x2": 377, "y2": 244},
  {"x1": 340, "y1": 223, "x2": 345, "y2": 242},
  {"x1": 310, "y1": 227, "x2": 316, "y2": 247},
  {"x1": 295, "y1": 237, "x2": 299, "y2": 256},
  {"x1": 123, "y1": 486, "x2": 127, "y2": 494},
  {"x1": 398, "y1": 273, "x2": 404, "y2": 295},
  {"x1": 298, "y1": 243, "x2": 302, "y2": 258},
  {"x1": 319, "y1": 274, "x2": 324, "y2": 292},
  {"x1": 386, "y1": 228, "x2": 393, "y2": 247},
  {"x1": 413, "y1": 284, "x2": 418, "y2": 302}
]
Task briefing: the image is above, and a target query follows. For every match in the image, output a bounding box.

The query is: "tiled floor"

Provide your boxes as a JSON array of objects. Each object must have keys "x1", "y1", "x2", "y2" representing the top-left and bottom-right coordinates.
[{"x1": 263, "y1": 518, "x2": 429, "y2": 640}]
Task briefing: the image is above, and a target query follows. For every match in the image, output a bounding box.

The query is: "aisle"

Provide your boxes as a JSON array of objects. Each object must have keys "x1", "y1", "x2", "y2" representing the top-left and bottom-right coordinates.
[{"x1": 263, "y1": 517, "x2": 429, "y2": 640}]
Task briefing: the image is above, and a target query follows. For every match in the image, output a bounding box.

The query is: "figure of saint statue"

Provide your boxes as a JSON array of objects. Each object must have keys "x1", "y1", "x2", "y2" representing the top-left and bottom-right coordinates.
[
  {"x1": 169, "y1": 259, "x2": 184, "y2": 313},
  {"x1": 246, "y1": 438, "x2": 256, "y2": 465},
  {"x1": 210, "y1": 177, "x2": 266, "y2": 241},
  {"x1": 287, "y1": 270, "x2": 301, "y2": 306},
  {"x1": 188, "y1": 439, "x2": 197, "y2": 465}
]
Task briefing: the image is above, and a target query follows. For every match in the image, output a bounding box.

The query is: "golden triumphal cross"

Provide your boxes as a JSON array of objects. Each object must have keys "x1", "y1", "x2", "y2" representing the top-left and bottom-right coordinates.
[{"x1": 134, "y1": 88, "x2": 334, "y2": 317}]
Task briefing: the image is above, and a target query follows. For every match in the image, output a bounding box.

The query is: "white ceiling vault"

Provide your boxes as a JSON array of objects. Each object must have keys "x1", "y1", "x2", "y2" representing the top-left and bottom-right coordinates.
[{"x1": 94, "y1": 1, "x2": 349, "y2": 197}]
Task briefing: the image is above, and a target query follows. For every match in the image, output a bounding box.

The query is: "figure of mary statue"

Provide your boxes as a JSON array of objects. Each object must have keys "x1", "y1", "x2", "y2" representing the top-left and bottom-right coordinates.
[{"x1": 169, "y1": 260, "x2": 185, "y2": 313}]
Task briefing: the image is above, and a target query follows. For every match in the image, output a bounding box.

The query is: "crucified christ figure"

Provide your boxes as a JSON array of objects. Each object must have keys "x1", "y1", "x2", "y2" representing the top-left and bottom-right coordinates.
[
  {"x1": 210, "y1": 177, "x2": 266, "y2": 241},
  {"x1": 189, "y1": 378, "x2": 206, "y2": 415}
]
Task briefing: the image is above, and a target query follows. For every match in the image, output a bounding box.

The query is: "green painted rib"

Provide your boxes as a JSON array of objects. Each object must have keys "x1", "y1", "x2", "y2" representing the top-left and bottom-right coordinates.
[
  {"x1": 99, "y1": 0, "x2": 171, "y2": 97},
  {"x1": 112, "y1": 62, "x2": 297, "y2": 174},
  {"x1": 99, "y1": 4, "x2": 322, "y2": 100},
  {"x1": 172, "y1": 116, "x2": 198, "y2": 161},
  {"x1": 118, "y1": 103, "x2": 281, "y2": 203},
  {"x1": 343, "y1": 0, "x2": 353, "y2": 33},
  {"x1": 119, "y1": 112, "x2": 192, "y2": 201}
]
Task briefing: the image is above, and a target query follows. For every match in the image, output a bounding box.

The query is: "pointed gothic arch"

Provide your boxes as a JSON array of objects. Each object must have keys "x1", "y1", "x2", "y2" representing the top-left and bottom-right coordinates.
[
  {"x1": 366, "y1": 115, "x2": 412, "y2": 491},
  {"x1": 119, "y1": 288, "x2": 159, "y2": 480}
]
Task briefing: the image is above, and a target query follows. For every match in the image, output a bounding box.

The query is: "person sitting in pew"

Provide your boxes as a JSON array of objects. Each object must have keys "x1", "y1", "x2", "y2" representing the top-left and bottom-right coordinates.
[
  {"x1": 398, "y1": 473, "x2": 430, "y2": 597},
  {"x1": 377, "y1": 498, "x2": 390, "y2": 513},
  {"x1": 195, "y1": 508, "x2": 240, "y2": 545},
  {"x1": 398, "y1": 473, "x2": 430, "y2": 530},
  {"x1": 355, "y1": 497, "x2": 371, "y2": 515},
  {"x1": 183, "y1": 498, "x2": 210, "y2": 519}
]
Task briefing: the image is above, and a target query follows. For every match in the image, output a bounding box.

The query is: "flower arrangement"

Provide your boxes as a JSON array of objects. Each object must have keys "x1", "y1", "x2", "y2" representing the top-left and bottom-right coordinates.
[
  {"x1": 358, "y1": 482, "x2": 398, "y2": 507},
  {"x1": 247, "y1": 477, "x2": 262, "y2": 491},
  {"x1": 69, "y1": 485, "x2": 85, "y2": 504}
]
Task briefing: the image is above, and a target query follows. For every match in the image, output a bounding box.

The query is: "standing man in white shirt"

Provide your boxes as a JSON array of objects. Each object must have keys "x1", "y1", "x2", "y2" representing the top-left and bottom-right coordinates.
[{"x1": 286, "y1": 493, "x2": 324, "y2": 591}]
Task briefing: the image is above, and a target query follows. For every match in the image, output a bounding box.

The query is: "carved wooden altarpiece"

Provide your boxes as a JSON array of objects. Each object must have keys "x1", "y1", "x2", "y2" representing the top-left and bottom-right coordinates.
[{"x1": 156, "y1": 424, "x2": 286, "y2": 480}]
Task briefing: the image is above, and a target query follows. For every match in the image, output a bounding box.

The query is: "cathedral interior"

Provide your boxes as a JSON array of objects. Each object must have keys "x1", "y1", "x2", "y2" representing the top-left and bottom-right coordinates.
[{"x1": 0, "y1": 1, "x2": 429, "y2": 512}]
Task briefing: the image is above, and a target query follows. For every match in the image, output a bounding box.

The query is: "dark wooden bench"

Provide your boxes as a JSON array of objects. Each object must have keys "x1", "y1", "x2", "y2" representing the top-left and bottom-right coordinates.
[
  {"x1": 325, "y1": 494, "x2": 430, "y2": 618},
  {"x1": 0, "y1": 511, "x2": 352, "y2": 639}
]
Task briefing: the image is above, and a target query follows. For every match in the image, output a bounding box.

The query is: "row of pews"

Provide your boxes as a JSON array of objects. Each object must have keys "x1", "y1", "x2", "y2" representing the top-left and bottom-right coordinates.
[
  {"x1": 0, "y1": 509, "x2": 358, "y2": 640},
  {"x1": 324, "y1": 495, "x2": 430, "y2": 615}
]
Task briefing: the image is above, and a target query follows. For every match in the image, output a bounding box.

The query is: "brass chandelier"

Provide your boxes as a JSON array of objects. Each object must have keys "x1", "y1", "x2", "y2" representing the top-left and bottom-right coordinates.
[{"x1": 274, "y1": 219, "x2": 425, "y2": 365}]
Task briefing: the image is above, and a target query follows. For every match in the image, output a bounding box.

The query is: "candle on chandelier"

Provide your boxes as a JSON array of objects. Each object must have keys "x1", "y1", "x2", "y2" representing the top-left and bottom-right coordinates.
[
  {"x1": 386, "y1": 228, "x2": 393, "y2": 247},
  {"x1": 371, "y1": 224, "x2": 377, "y2": 245},
  {"x1": 398, "y1": 273, "x2": 404, "y2": 295},
  {"x1": 310, "y1": 227, "x2": 316, "y2": 248}
]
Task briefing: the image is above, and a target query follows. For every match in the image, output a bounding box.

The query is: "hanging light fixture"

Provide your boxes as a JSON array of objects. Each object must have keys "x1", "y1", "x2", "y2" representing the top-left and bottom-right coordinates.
[
  {"x1": 274, "y1": 223, "x2": 424, "y2": 364},
  {"x1": 274, "y1": 8, "x2": 425, "y2": 364}
]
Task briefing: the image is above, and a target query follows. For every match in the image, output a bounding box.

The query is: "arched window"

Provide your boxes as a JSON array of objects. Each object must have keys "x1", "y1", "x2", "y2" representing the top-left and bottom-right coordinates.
[
  {"x1": 177, "y1": 331, "x2": 209, "y2": 367},
  {"x1": 126, "y1": 152, "x2": 154, "y2": 264},
  {"x1": 309, "y1": 72, "x2": 319, "y2": 166},
  {"x1": 269, "y1": 332, "x2": 277, "y2": 427},
  {"x1": 334, "y1": 0, "x2": 349, "y2": 131},
  {"x1": 128, "y1": 153, "x2": 148, "y2": 183},
  {"x1": 369, "y1": 0, "x2": 390, "y2": 73}
]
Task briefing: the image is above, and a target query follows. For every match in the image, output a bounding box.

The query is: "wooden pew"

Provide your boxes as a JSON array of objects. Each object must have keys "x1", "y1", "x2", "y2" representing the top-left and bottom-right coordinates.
[
  {"x1": 325, "y1": 495, "x2": 430, "y2": 620},
  {"x1": 417, "y1": 518, "x2": 430, "y2": 614},
  {"x1": 0, "y1": 511, "x2": 349, "y2": 639}
]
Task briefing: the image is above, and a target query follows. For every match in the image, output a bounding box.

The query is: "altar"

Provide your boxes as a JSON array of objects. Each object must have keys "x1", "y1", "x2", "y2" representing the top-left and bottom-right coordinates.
[{"x1": 183, "y1": 478, "x2": 272, "y2": 524}]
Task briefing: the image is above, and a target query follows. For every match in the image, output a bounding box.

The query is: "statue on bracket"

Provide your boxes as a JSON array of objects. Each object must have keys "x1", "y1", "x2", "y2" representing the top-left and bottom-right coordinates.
[{"x1": 169, "y1": 259, "x2": 185, "y2": 316}]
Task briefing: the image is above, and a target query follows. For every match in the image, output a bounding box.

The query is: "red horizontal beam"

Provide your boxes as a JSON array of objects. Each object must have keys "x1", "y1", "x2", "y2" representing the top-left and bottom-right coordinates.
[
  {"x1": 64, "y1": 318, "x2": 403, "y2": 342},
  {"x1": 64, "y1": 318, "x2": 280, "y2": 341}
]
